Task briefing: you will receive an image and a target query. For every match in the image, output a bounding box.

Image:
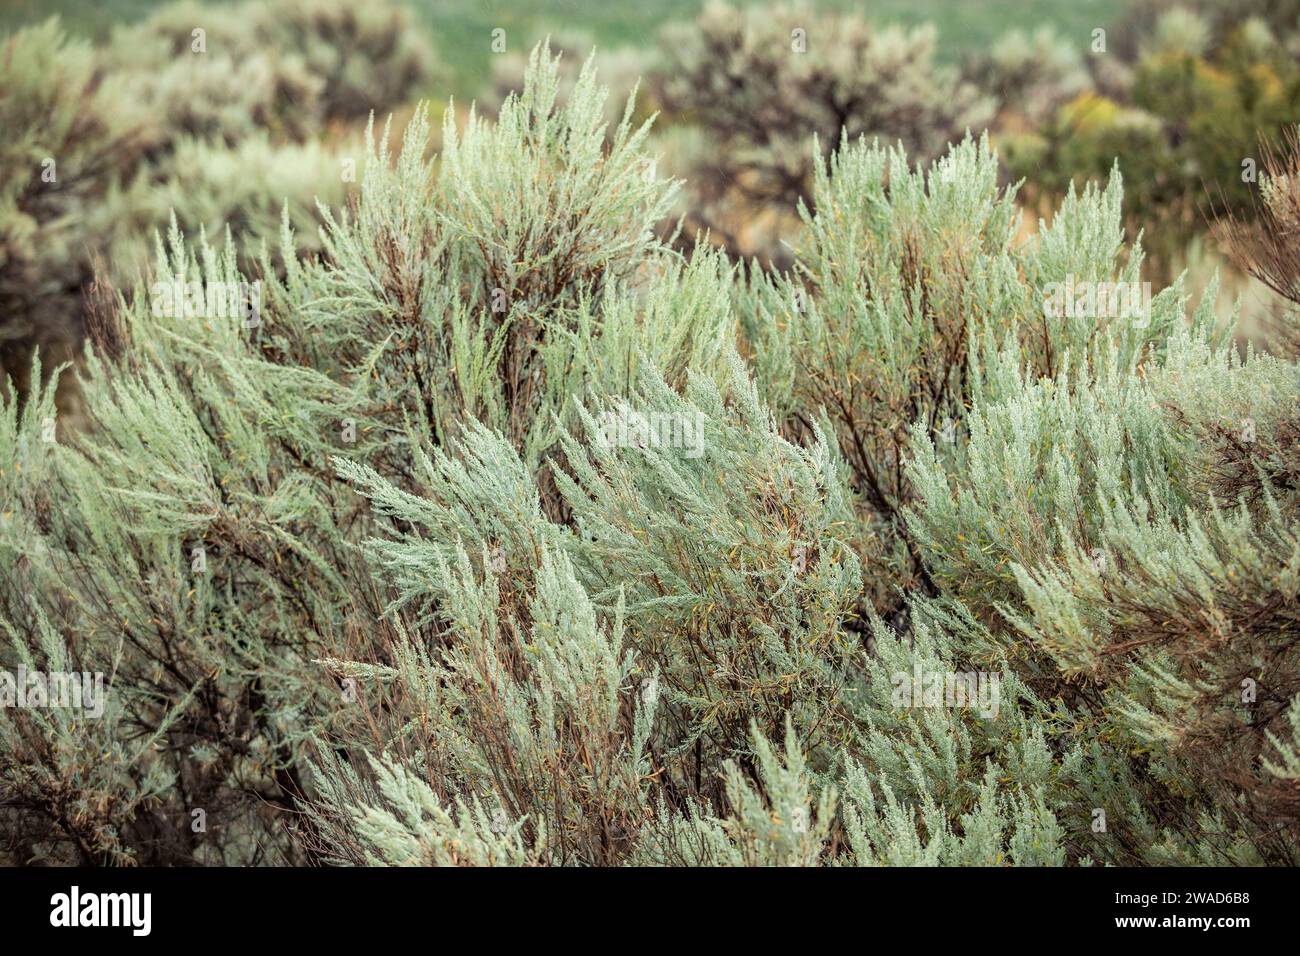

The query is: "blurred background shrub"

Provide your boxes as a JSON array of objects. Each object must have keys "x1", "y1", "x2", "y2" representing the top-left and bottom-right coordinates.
[
  {"x1": 1, "y1": 0, "x2": 436, "y2": 404},
  {"x1": 3, "y1": 0, "x2": 1297, "y2": 400}
]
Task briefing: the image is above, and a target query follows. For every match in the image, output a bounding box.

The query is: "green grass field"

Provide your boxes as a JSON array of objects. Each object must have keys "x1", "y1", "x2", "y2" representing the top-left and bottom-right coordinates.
[{"x1": 3, "y1": 0, "x2": 1125, "y2": 101}]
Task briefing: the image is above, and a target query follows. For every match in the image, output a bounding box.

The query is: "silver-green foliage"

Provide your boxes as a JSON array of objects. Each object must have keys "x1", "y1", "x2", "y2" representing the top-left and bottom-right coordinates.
[{"x1": 4, "y1": 46, "x2": 1300, "y2": 868}]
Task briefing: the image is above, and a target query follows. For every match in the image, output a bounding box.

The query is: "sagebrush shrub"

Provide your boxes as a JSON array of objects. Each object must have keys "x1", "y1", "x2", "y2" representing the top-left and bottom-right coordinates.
[
  {"x1": 2, "y1": 45, "x2": 1298, "y2": 868},
  {"x1": 652, "y1": 1, "x2": 993, "y2": 264},
  {"x1": 1004, "y1": 2, "x2": 1300, "y2": 274},
  {"x1": 0, "y1": 0, "x2": 434, "y2": 400},
  {"x1": 0, "y1": 21, "x2": 144, "y2": 393}
]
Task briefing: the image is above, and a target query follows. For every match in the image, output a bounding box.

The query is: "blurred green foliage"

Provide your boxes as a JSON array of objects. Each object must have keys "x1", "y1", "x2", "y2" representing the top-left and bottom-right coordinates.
[
  {"x1": 2, "y1": 0, "x2": 1126, "y2": 101},
  {"x1": 1000, "y1": 4, "x2": 1300, "y2": 274}
]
